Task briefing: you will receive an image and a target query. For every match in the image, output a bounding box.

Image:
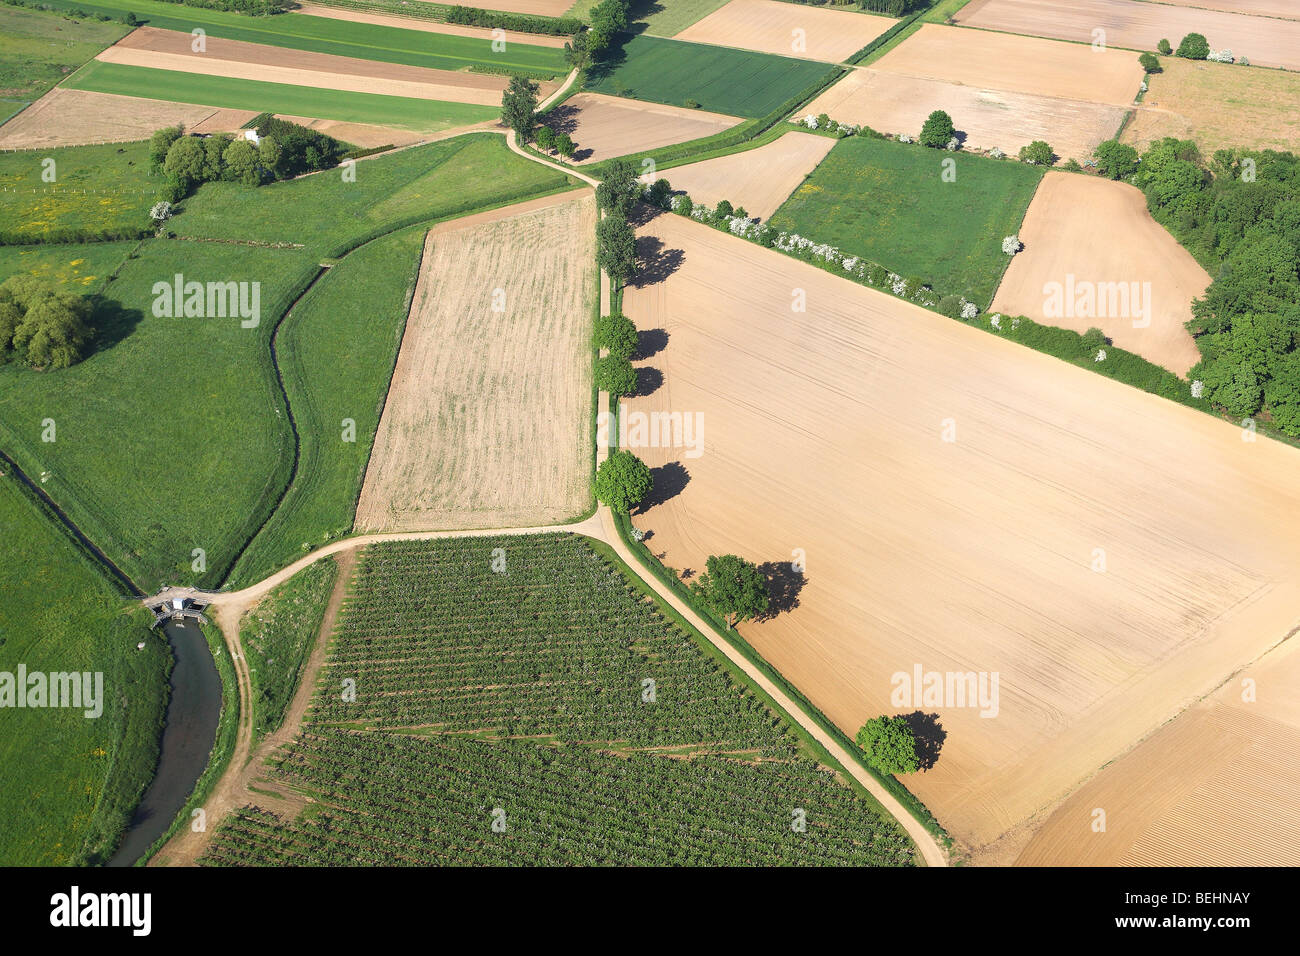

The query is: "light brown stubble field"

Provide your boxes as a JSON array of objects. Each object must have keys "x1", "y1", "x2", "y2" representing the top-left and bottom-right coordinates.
[
  {"x1": 640, "y1": 131, "x2": 835, "y2": 221},
  {"x1": 676, "y1": 0, "x2": 894, "y2": 62},
  {"x1": 544, "y1": 92, "x2": 743, "y2": 164},
  {"x1": 956, "y1": 0, "x2": 1300, "y2": 71},
  {"x1": 354, "y1": 191, "x2": 595, "y2": 533},
  {"x1": 992, "y1": 172, "x2": 1208, "y2": 376},
  {"x1": 0, "y1": 88, "x2": 252, "y2": 148},
  {"x1": 621, "y1": 208, "x2": 1300, "y2": 855},
  {"x1": 292, "y1": 2, "x2": 570, "y2": 46},
  {"x1": 804, "y1": 69, "x2": 1125, "y2": 161}
]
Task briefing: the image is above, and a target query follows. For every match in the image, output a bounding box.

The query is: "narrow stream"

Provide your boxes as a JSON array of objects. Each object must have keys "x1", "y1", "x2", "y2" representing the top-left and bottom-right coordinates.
[{"x1": 107, "y1": 619, "x2": 222, "y2": 867}]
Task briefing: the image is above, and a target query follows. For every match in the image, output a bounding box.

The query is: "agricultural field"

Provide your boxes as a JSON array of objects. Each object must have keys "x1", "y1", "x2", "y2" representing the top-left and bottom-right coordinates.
[
  {"x1": 642, "y1": 130, "x2": 836, "y2": 222},
  {"x1": 1016, "y1": 637, "x2": 1300, "y2": 866},
  {"x1": 543, "y1": 92, "x2": 742, "y2": 164},
  {"x1": 633, "y1": 0, "x2": 734, "y2": 37},
  {"x1": 240, "y1": 558, "x2": 337, "y2": 746},
  {"x1": 676, "y1": 0, "x2": 895, "y2": 62},
  {"x1": 0, "y1": 5, "x2": 126, "y2": 106},
  {"x1": 293, "y1": 4, "x2": 569, "y2": 47},
  {"x1": 1123, "y1": 56, "x2": 1300, "y2": 156},
  {"x1": 37, "y1": 0, "x2": 569, "y2": 76},
  {"x1": 355, "y1": 192, "x2": 596, "y2": 532},
  {"x1": 0, "y1": 140, "x2": 156, "y2": 244},
  {"x1": 67, "y1": 61, "x2": 499, "y2": 134},
  {"x1": 992, "y1": 172, "x2": 1209, "y2": 376},
  {"x1": 584, "y1": 34, "x2": 836, "y2": 117},
  {"x1": 228, "y1": 227, "x2": 426, "y2": 588},
  {"x1": 0, "y1": 477, "x2": 167, "y2": 866},
  {"x1": 768, "y1": 134, "x2": 1043, "y2": 305},
  {"x1": 1155, "y1": 0, "x2": 1299, "y2": 16},
  {"x1": 0, "y1": 240, "x2": 136, "y2": 289},
  {"x1": 0, "y1": 88, "x2": 251, "y2": 150},
  {"x1": 955, "y1": 0, "x2": 1300, "y2": 72},
  {"x1": 620, "y1": 208, "x2": 1300, "y2": 854},
  {"x1": 200, "y1": 534, "x2": 917, "y2": 866},
  {"x1": 804, "y1": 69, "x2": 1126, "y2": 163}
]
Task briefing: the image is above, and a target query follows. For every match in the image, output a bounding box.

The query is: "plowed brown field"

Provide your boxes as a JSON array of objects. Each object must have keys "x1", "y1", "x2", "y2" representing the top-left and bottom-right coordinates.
[
  {"x1": 545, "y1": 92, "x2": 743, "y2": 164},
  {"x1": 676, "y1": 0, "x2": 894, "y2": 62}
]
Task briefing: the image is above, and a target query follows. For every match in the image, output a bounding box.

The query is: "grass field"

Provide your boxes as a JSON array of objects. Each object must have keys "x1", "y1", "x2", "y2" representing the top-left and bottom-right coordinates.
[
  {"x1": 200, "y1": 534, "x2": 917, "y2": 866},
  {"x1": 66, "y1": 61, "x2": 498, "y2": 133},
  {"x1": 37, "y1": 0, "x2": 568, "y2": 76},
  {"x1": 0, "y1": 140, "x2": 156, "y2": 244},
  {"x1": 584, "y1": 34, "x2": 834, "y2": 118},
  {"x1": 633, "y1": 0, "x2": 733, "y2": 36},
  {"x1": 0, "y1": 5, "x2": 126, "y2": 105},
  {"x1": 240, "y1": 558, "x2": 337, "y2": 747},
  {"x1": 769, "y1": 136, "x2": 1043, "y2": 304},
  {"x1": 0, "y1": 240, "x2": 136, "y2": 289},
  {"x1": 0, "y1": 477, "x2": 167, "y2": 866},
  {"x1": 228, "y1": 228, "x2": 425, "y2": 587}
]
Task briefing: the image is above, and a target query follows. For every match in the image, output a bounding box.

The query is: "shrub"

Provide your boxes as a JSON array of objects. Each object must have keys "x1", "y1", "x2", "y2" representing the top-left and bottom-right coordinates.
[
  {"x1": 1176, "y1": 33, "x2": 1210, "y2": 60},
  {"x1": 918, "y1": 110, "x2": 955, "y2": 148},
  {"x1": 0, "y1": 276, "x2": 94, "y2": 370},
  {"x1": 1093, "y1": 139, "x2": 1139, "y2": 180},
  {"x1": 1139, "y1": 52, "x2": 1161, "y2": 74},
  {"x1": 1157, "y1": 38, "x2": 1172, "y2": 55},
  {"x1": 593, "y1": 312, "x2": 638, "y2": 360},
  {"x1": 646, "y1": 178, "x2": 673, "y2": 208},
  {"x1": 684, "y1": 98, "x2": 701, "y2": 109},
  {"x1": 1018, "y1": 140, "x2": 1055, "y2": 166},
  {"x1": 714, "y1": 199, "x2": 734, "y2": 219},
  {"x1": 1002, "y1": 235, "x2": 1022, "y2": 255},
  {"x1": 673, "y1": 194, "x2": 693, "y2": 217},
  {"x1": 534, "y1": 125, "x2": 557, "y2": 152},
  {"x1": 937, "y1": 294, "x2": 963, "y2": 318},
  {"x1": 594, "y1": 354, "x2": 638, "y2": 397}
]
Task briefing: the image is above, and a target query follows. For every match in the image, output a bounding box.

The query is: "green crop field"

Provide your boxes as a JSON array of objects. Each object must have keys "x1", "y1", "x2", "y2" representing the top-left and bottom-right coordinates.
[
  {"x1": 36, "y1": 0, "x2": 568, "y2": 76},
  {"x1": 633, "y1": 0, "x2": 732, "y2": 37},
  {"x1": 584, "y1": 34, "x2": 833, "y2": 118},
  {"x1": 66, "y1": 61, "x2": 498, "y2": 133},
  {"x1": 0, "y1": 477, "x2": 167, "y2": 866},
  {"x1": 0, "y1": 240, "x2": 136, "y2": 289},
  {"x1": 200, "y1": 534, "x2": 917, "y2": 866},
  {"x1": 769, "y1": 135, "x2": 1043, "y2": 305},
  {"x1": 0, "y1": 5, "x2": 127, "y2": 105},
  {"x1": 227, "y1": 229, "x2": 424, "y2": 588},
  {"x1": 0, "y1": 140, "x2": 156, "y2": 244},
  {"x1": 240, "y1": 558, "x2": 337, "y2": 747}
]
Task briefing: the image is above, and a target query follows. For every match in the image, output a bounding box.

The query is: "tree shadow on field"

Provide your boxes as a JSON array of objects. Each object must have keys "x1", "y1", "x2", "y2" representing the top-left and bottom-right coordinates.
[
  {"x1": 633, "y1": 235, "x2": 684, "y2": 287},
  {"x1": 88, "y1": 298, "x2": 144, "y2": 356},
  {"x1": 628, "y1": 202, "x2": 661, "y2": 228},
  {"x1": 756, "y1": 561, "x2": 807, "y2": 620},
  {"x1": 639, "y1": 460, "x2": 690, "y2": 512},
  {"x1": 543, "y1": 103, "x2": 580, "y2": 137},
  {"x1": 627, "y1": 0, "x2": 660, "y2": 33},
  {"x1": 636, "y1": 328, "x2": 668, "y2": 360},
  {"x1": 634, "y1": 365, "x2": 663, "y2": 397},
  {"x1": 902, "y1": 711, "x2": 947, "y2": 771},
  {"x1": 584, "y1": 35, "x2": 632, "y2": 84}
]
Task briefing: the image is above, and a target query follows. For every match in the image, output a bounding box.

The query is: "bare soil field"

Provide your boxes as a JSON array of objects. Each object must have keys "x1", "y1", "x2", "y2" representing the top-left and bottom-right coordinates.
[
  {"x1": 640, "y1": 131, "x2": 835, "y2": 221},
  {"x1": 1153, "y1": 0, "x2": 1300, "y2": 19},
  {"x1": 292, "y1": 2, "x2": 570, "y2": 46},
  {"x1": 544, "y1": 92, "x2": 742, "y2": 164},
  {"x1": 956, "y1": 0, "x2": 1300, "y2": 72},
  {"x1": 354, "y1": 191, "x2": 595, "y2": 533},
  {"x1": 101, "y1": 28, "x2": 555, "y2": 106},
  {"x1": 622, "y1": 208, "x2": 1300, "y2": 854},
  {"x1": 0, "y1": 87, "x2": 249, "y2": 148},
  {"x1": 992, "y1": 172, "x2": 1207, "y2": 376},
  {"x1": 874, "y1": 23, "x2": 1144, "y2": 107},
  {"x1": 675, "y1": 0, "x2": 895, "y2": 62},
  {"x1": 1016, "y1": 636, "x2": 1300, "y2": 865},
  {"x1": 805, "y1": 69, "x2": 1125, "y2": 161},
  {"x1": 1123, "y1": 57, "x2": 1300, "y2": 155},
  {"x1": 273, "y1": 116, "x2": 428, "y2": 148}
]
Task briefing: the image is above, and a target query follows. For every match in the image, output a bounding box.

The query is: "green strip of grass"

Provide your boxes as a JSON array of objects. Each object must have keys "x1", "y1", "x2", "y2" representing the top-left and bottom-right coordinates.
[{"x1": 66, "y1": 61, "x2": 499, "y2": 133}]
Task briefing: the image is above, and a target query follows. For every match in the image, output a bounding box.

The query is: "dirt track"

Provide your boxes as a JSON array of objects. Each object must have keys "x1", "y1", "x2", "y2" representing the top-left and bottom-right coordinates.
[
  {"x1": 355, "y1": 190, "x2": 596, "y2": 532},
  {"x1": 621, "y1": 207, "x2": 1300, "y2": 854},
  {"x1": 642, "y1": 131, "x2": 835, "y2": 221},
  {"x1": 676, "y1": 0, "x2": 894, "y2": 62},
  {"x1": 992, "y1": 171, "x2": 1208, "y2": 376},
  {"x1": 957, "y1": 0, "x2": 1300, "y2": 71},
  {"x1": 546, "y1": 92, "x2": 743, "y2": 165}
]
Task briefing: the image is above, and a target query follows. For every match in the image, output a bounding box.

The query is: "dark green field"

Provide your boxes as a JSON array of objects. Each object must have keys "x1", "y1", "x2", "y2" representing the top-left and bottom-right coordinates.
[
  {"x1": 0, "y1": 477, "x2": 167, "y2": 866},
  {"x1": 201, "y1": 535, "x2": 917, "y2": 866},
  {"x1": 584, "y1": 34, "x2": 834, "y2": 118},
  {"x1": 769, "y1": 135, "x2": 1043, "y2": 304}
]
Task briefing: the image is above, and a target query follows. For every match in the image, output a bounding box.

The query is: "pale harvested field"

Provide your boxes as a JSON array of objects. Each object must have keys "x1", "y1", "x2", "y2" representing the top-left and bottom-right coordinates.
[
  {"x1": 875, "y1": 23, "x2": 1144, "y2": 106},
  {"x1": 640, "y1": 131, "x2": 834, "y2": 221},
  {"x1": 1123, "y1": 56, "x2": 1300, "y2": 155},
  {"x1": 546, "y1": 92, "x2": 742, "y2": 164},
  {"x1": 1151, "y1": 0, "x2": 1300, "y2": 19},
  {"x1": 622, "y1": 208, "x2": 1300, "y2": 853},
  {"x1": 273, "y1": 116, "x2": 427, "y2": 148},
  {"x1": 676, "y1": 0, "x2": 894, "y2": 62},
  {"x1": 956, "y1": 0, "x2": 1300, "y2": 71},
  {"x1": 0, "y1": 87, "x2": 249, "y2": 148},
  {"x1": 101, "y1": 28, "x2": 556, "y2": 106},
  {"x1": 993, "y1": 172, "x2": 1207, "y2": 376},
  {"x1": 355, "y1": 191, "x2": 595, "y2": 532},
  {"x1": 292, "y1": 2, "x2": 569, "y2": 46},
  {"x1": 1017, "y1": 636, "x2": 1300, "y2": 865},
  {"x1": 805, "y1": 69, "x2": 1125, "y2": 161}
]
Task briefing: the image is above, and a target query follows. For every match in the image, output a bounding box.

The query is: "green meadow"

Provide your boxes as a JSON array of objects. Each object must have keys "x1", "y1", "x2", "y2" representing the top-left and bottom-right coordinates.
[
  {"x1": 0, "y1": 240, "x2": 136, "y2": 289},
  {"x1": 769, "y1": 135, "x2": 1043, "y2": 305},
  {"x1": 0, "y1": 5, "x2": 127, "y2": 104}
]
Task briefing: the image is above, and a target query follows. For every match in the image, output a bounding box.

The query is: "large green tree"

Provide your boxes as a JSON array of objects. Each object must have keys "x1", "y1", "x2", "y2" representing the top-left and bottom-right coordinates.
[
  {"x1": 593, "y1": 311, "x2": 638, "y2": 360},
  {"x1": 502, "y1": 75, "x2": 540, "y2": 144},
  {"x1": 595, "y1": 449, "x2": 651, "y2": 513},
  {"x1": 596, "y1": 158, "x2": 641, "y2": 218},
  {"x1": 594, "y1": 354, "x2": 637, "y2": 397},
  {"x1": 597, "y1": 214, "x2": 636, "y2": 286},
  {"x1": 918, "y1": 109, "x2": 955, "y2": 148},
  {"x1": 690, "y1": 554, "x2": 769, "y2": 629},
  {"x1": 0, "y1": 276, "x2": 94, "y2": 370},
  {"x1": 856, "y1": 716, "x2": 921, "y2": 776},
  {"x1": 1093, "y1": 139, "x2": 1139, "y2": 180}
]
